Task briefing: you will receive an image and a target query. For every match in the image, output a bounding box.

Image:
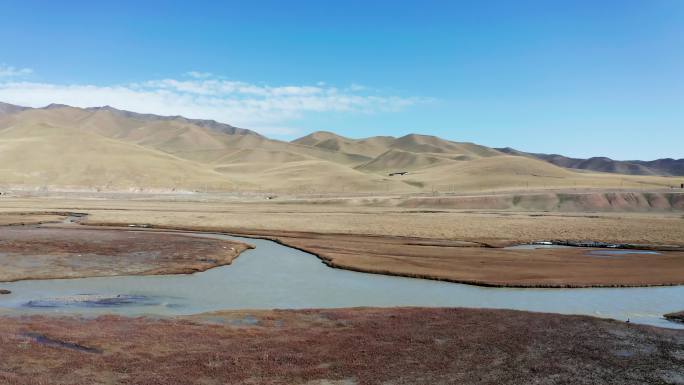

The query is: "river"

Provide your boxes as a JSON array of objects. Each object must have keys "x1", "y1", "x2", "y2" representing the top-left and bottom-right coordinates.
[{"x1": 0, "y1": 232, "x2": 682, "y2": 329}]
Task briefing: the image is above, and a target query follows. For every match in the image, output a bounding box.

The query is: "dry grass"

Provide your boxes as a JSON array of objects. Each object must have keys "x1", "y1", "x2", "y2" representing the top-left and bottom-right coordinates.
[
  {"x1": 2, "y1": 105, "x2": 683, "y2": 193},
  {"x1": 0, "y1": 211, "x2": 66, "y2": 226},
  {"x1": 1, "y1": 196, "x2": 677, "y2": 245},
  {"x1": 244, "y1": 231, "x2": 684, "y2": 287}
]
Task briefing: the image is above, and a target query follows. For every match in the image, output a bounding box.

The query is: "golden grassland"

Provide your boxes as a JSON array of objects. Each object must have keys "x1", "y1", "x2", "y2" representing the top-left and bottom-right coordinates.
[
  {"x1": 2, "y1": 104, "x2": 684, "y2": 193},
  {"x1": 2, "y1": 194, "x2": 681, "y2": 245}
]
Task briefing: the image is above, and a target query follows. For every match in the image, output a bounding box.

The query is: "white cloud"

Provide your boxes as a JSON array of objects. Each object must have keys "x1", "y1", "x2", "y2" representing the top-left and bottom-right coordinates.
[
  {"x1": 0, "y1": 72, "x2": 426, "y2": 136},
  {"x1": 0, "y1": 65, "x2": 32, "y2": 78},
  {"x1": 185, "y1": 71, "x2": 213, "y2": 79}
]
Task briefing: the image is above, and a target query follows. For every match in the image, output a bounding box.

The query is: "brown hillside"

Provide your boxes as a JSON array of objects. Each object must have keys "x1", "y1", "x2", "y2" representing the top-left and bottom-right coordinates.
[{"x1": 0, "y1": 102, "x2": 681, "y2": 193}]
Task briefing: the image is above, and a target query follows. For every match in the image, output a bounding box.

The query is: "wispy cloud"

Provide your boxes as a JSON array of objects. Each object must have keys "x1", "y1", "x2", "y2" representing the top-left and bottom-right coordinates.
[
  {"x1": 185, "y1": 71, "x2": 213, "y2": 79},
  {"x1": 0, "y1": 65, "x2": 32, "y2": 78},
  {"x1": 0, "y1": 70, "x2": 426, "y2": 136}
]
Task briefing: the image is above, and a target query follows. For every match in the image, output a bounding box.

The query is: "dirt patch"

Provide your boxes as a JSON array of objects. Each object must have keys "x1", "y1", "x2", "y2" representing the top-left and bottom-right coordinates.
[
  {"x1": 0, "y1": 227, "x2": 252, "y2": 282},
  {"x1": 0, "y1": 308, "x2": 682, "y2": 385}
]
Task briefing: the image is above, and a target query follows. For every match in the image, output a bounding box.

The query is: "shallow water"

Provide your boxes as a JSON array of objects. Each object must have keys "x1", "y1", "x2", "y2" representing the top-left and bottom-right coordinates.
[
  {"x1": 0, "y1": 233, "x2": 682, "y2": 329},
  {"x1": 587, "y1": 250, "x2": 661, "y2": 256},
  {"x1": 504, "y1": 244, "x2": 574, "y2": 250}
]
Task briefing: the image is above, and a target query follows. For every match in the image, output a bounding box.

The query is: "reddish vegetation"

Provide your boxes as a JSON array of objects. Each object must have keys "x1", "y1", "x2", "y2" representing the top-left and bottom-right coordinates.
[
  {"x1": 0, "y1": 308, "x2": 681, "y2": 385},
  {"x1": 0, "y1": 227, "x2": 251, "y2": 281}
]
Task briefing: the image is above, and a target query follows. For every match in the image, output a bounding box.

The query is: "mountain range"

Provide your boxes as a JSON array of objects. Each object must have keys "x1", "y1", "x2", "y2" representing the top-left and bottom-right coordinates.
[
  {"x1": 0, "y1": 101, "x2": 681, "y2": 193},
  {"x1": 497, "y1": 148, "x2": 684, "y2": 177}
]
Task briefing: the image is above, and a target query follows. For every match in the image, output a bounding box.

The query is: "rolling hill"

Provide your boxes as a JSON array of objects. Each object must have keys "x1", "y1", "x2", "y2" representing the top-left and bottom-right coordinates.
[
  {"x1": 497, "y1": 147, "x2": 684, "y2": 177},
  {"x1": 0, "y1": 101, "x2": 681, "y2": 193},
  {"x1": 292, "y1": 131, "x2": 393, "y2": 159}
]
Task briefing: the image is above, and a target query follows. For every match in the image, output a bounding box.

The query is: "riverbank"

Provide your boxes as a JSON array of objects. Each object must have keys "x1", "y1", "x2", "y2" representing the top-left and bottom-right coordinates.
[
  {"x1": 2, "y1": 213, "x2": 684, "y2": 288},
  {"x1": 0, "y1": 194, "x2": 683, "y2": 287},
  {"x1": 255, "y1": 230, "x2": 684, "y2": 288},
  {"x1": 79, "y1": 222, "x2": 684, "y2": 288},
  {"x1": 1, "y1": 307, "x2": 681, "y2": 385},
  {"x1": 0, "y1": 226, "x2": 252, "y2": 282}
]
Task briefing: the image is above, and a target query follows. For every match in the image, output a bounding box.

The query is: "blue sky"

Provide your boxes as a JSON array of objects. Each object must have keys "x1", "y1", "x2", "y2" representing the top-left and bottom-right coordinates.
[{"x1": 0, "y1": 0, "x2": 682, "y2": 160}]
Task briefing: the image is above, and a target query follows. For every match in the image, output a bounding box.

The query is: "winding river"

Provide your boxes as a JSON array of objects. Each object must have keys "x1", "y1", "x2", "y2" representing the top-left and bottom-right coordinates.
[{"x1": 0, "y1": 232, "x2": 682, "y2": 329}]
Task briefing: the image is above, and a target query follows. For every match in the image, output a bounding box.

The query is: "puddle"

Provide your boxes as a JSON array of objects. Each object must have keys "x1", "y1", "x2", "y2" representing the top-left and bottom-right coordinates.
[
  {"x1": 227, "y1": 315, "x2": 260, "y2": 326},
  {"x1": 22, "y1": 332, "x2": 102, "y2": 354}
]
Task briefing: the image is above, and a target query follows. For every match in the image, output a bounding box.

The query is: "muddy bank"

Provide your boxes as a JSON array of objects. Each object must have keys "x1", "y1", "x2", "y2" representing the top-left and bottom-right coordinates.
[
  {"x1": 665, "y1": 311, "x2": 684, "y2": 323},
  {"x1": 0, "y1": 227, "x2": 252, "y2": 282},
  {"x1": 0, "y1": 307, "x2": 681, "y2": 385}
]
